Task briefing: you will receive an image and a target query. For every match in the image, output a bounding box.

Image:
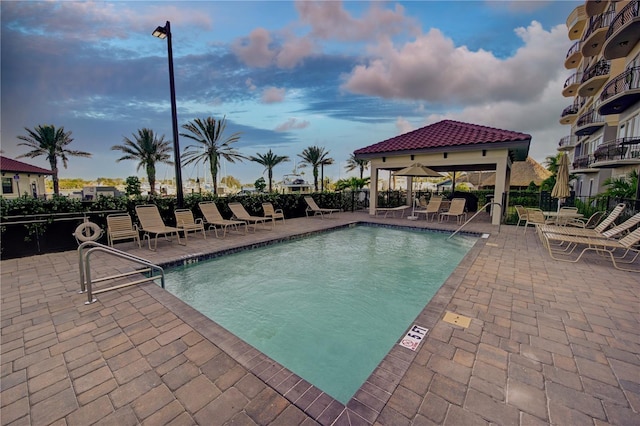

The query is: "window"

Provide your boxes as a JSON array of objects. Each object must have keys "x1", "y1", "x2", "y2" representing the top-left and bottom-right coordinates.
[{"x1": 2, "y1": 177, "x2": 13, "y2": 194}]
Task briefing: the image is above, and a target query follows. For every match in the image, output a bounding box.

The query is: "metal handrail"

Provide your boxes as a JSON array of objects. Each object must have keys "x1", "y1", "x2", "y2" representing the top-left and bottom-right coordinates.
[
  {"x1": 78, "y1": 241, "x2": 164, "y2": 305},
  {"x1": 448, "y1": 202, "x2": 502, "y2": 240}
]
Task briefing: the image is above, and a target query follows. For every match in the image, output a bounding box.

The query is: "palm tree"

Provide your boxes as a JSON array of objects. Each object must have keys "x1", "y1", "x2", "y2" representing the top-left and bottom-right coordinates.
[
  {"x1": 298, "y1": 146, "x2": 332, "y2": 191},
  {"x1": 17, "y1": 124, "x2": 92, "y2": 195},
  {"x1": 180, "y1": 116, "x2": 245, "y2": 194},
  {"x1": 345, "y1": 154, "x2": 369, "y2": 179},
  {"x1": 320, "y1": 158, "x2": 334, "y2": 191},
  {"x1": 249, "y1": 149, "x2": 290, "y2": 192},
  {"x1": 111, "y1": 128, "x2": 172, "y2": 196}
]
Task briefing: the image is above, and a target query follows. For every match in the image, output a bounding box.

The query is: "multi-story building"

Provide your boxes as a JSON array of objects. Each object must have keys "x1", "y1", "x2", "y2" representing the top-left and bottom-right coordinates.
[{"x1": 559, "y1": 0, "x2": 640, "y2": 199}]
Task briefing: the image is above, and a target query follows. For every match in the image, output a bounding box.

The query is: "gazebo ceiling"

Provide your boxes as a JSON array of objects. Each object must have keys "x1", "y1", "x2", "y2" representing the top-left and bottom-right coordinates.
[{"x1": 354, "y1": 120, "x2": 531, "y2": 162}]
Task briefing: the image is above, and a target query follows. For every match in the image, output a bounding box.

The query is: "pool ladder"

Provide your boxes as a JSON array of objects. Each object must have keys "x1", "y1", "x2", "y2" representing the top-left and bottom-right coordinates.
[
  {"x1": 448, "y1": 202, "x2": 502, "y2": 239},
  {"x1": 78, "y1": 241, "x2": 165, "y2": 305}
]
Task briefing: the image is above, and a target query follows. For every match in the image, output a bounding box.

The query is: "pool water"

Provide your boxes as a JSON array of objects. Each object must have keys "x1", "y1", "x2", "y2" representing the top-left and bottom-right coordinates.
[{"x1": 164, "y1": 226, "x2": 476, "y2": 403}]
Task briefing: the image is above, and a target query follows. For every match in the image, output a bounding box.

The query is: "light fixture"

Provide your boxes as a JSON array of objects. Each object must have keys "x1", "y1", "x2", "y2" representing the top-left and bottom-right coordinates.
[{"x1": 152, "y1": 26, "x2": 168, "y2": 39}]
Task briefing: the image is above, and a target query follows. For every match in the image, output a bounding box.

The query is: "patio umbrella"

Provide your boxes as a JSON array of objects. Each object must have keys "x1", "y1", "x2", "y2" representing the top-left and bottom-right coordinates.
[
  {"x1": 393, "y1": 163, "x2": 441, "y2": 219},
  {"x1": 551, "y1": 153, "x2": 571, "y2": 211}
]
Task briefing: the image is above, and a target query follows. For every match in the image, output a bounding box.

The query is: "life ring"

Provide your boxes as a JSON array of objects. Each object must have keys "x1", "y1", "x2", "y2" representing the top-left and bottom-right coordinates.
[{"x1": 74, "y1": 221, "x2": 102, "y2": 242}]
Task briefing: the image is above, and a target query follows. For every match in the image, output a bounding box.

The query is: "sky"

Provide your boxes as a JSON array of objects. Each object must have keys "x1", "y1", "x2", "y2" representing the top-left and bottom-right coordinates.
[{"x1": 1, "y1": 0, "x2": 580, "y2": 186}]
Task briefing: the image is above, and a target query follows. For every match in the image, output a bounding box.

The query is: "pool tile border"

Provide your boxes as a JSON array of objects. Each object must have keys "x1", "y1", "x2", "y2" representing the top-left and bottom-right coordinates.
[{"x1": 143, "y1": 221, "x2": 485, "y2": 425}]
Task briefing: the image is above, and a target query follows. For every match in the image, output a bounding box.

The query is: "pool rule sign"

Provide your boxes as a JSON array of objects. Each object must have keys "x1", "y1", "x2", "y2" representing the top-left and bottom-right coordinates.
[{"x1": 399, "y1": 324, "x2": 428, "y2": 351}]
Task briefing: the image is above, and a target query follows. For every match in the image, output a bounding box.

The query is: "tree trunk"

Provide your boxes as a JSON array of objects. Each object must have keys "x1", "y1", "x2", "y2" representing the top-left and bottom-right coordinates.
[
  {"x1": 268, "y1": 168, "x2": 273, "y2": 193},
  {"x1": 147, "y1": 164, "x2": 156, "y2": 195}
]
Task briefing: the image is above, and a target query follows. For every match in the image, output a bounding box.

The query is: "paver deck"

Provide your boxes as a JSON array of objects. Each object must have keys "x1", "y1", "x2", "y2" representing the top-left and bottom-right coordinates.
[{"x1": 1, "y1": 211, "x2": 639, "y2": 425}]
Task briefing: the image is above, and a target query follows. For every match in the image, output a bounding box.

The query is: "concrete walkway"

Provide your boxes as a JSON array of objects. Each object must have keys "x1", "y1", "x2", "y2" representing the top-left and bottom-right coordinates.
[{"x1": 1, "y1": 211, "x2": 639, "y2": 425}]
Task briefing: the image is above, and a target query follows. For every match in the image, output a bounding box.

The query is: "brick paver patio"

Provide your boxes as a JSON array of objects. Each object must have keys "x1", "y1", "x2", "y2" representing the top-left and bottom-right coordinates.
[{"x1": 1, "y1": 212, "x2": 639, "y2": 425}]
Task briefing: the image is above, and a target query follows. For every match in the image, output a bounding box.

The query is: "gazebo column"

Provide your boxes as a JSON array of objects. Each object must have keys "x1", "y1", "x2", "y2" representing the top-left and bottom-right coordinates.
[
  {"x1": 492, "y1": 157, "x2": 511, "y2": 225},
  {"x1": 369, "y1": 165, "x2": 380, "y2": 216}
]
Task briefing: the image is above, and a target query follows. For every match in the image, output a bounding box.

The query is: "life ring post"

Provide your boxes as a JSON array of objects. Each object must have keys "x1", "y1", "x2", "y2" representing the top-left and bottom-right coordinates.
[{"x1": 74, "y1": 220, "x2": 103, "y2": 244}]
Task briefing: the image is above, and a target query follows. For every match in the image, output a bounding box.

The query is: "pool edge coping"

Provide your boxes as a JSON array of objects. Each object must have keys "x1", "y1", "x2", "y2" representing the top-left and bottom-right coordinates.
[{"x1": 141, "y1": 221, "x2": 486, "y2": 425}]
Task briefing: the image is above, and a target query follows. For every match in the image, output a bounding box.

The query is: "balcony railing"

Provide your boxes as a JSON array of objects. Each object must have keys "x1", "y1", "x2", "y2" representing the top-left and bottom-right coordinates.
[
  {"x1": 558, "y1": 135, "x2": 578, "y2": 150},
  {"x1": 603, "y1": 0, "x2": 640, "y2": 60},
  {"x1": 565, "y1": 40, "x2": 583, "y2": 68},
  {"x1": 605, "y1": 0, "x2": 639, "y2": 40},
  {"x1": 564, "y1": 72, "x2": 582, "y2": 88},
  {"x1": 583, "y1": 9, "x2": 616, "y2": 41},
  {"x1": 593, "y1": 137, "x2": 640, "y2": 162},
  {"x1": 561, "y1": 104, "x2": 580, "y2": 117},
  {"x1": 581, "y1": 59, "x2": 610, "y2": 83},
  {"x1": 572, "y1": 154, "x2": 594, "y2": 169},
  {"x1": 601, "y1": 66, "x2": 640, "y2": 100}
]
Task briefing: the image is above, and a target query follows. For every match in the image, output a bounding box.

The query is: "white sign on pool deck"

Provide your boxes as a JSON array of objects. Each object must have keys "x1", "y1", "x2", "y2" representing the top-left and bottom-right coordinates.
[{"x1": 399, "y1": 324, "x2": 429, "y2": 351}]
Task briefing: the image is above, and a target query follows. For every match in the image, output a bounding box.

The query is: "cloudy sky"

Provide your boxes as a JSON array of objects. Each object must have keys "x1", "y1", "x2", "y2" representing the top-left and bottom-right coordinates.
[{"x1": 1, "y1": 0, "x2": 579, "y2": 185}]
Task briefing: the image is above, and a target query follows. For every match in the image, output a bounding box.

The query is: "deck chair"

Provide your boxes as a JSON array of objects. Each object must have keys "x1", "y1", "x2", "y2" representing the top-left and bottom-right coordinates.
[
  {"x1": 438, "y1": 198, "x2": 467, "y2": 224},
  {"x1": 262, "y1": 202, "x2": 285, "y2": 225},
  {"x1": 228, "y1": 202, "x2": 272, "y2": 232},
  {"x1": 375, "y1": 205, "x2": 410, "y2": 218},
  {"x1": 415, "y1": 196, "x2": 442, "y2": 221},
  {"x1": 540, "y1": 228, "x2": 640, "y2": 272},
  {"x1": 106, "y1": 213, "x2": 140, "y2": 248},
  {"x1": 304, "y1": 196, "x2": 340, "y2": 219},
  {"x1": 514, "y1": 205, "x2": 528, "y2": 229},
  {"x1": 537, "y1": 212, "x2": 640, "y2": 240},
  {"x1": 135, "y1": 204, "x2": 184, "y2": 250},
  {"x1": 198, "y1": 201, "x2": 247, "y2": 238},
  {"x1": 523, "y1": 208, "x2": 553, "y2": 234},
  {"x1": 565, "y1": 211, "x2": 605, "y2": 229},
  {"x1": 174, "y1": 209, "x2": 206, "y2": 240}
]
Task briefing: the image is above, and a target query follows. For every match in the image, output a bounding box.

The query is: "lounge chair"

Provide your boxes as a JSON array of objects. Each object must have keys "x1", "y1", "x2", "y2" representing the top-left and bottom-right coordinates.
[
  {"x1": 198, "y1": 201, "x2": 247, "y2": 238},
  {"x1": 514, "y1": 205, "x2": 528, "y2": 229},
  {"x1": 524, "y1": 208, "x2": 552, "y2": 234},
  {"x1": 135, "y1": 204, "x2": 184, "y2": 250},
  {"x1": 438, "y1": 198, "x2": 467, "y2": 224},
  {"x1": 262, "y1": 202, "x2": 285, "y2": 225},
  {"x1": 565, "y1": 211, "x2": 605, "y2": 229},
  {"x1": 228, "y1": 202, "x2": 272, "y2": 232},
  {"x1": 304, "y1": 196, "x2": 340, "y2": 219},
  {"x1": 106, "y1": 213, "x2": 140, "y2": 248},
  {"x1": 174, "y1": 209, "x2": 206, "y2": 240},
  {"x1": 415, "y1": 196, "x2": 442, "y2": 221},
  {"x1": 537, "y1": 212, "x2": 640, "y2": 240},
  {"x1": 540, "y1": 227, "x2": 640, "y2": 272},
  {"x1": 375, "y1": 205, "x2": 410, "y2": 218}
]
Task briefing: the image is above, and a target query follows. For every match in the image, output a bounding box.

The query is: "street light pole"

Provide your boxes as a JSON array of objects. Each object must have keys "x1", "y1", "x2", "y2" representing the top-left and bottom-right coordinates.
[{"x1": 153, "y1": 20, "x2": 184, "y2": 208}]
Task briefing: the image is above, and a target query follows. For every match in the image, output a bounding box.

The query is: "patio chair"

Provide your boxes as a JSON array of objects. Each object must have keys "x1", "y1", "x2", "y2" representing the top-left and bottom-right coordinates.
[
  {"x1": 174, "y1": 209, "x2": 206, "y2": 240},
  {"x1": 198, "y1": 201, "x2": 247, "y2": 238},
  {"x1": 228, "y1": 202, "x2": 272, "y2": 232},
  {"x1": 415, "y1": 196, "x2": 442, "y2": 221},
  {"x1": 262, "y1": 202, "x2": 285, "y2": 225},
  {"x1": 304, "y1": 196, "x2": 341, "y2": 219},
  {"x1": 565, "y1": 211, "x2": 605, "y2": 229},
  {"x1": 135, "y1": 204, "x2": 184, "y2": 250},
  {"x1": 106, "y1": 213, "x2": 140, "y2": 248},
  {"x1": 438, "y1": 198, "x2": 467, "y2": 224},
  {"x1": 514, "y1": 205, "x2": 528, "y2": 229},
  {"x1": 539, "y1": 227, "x2": 640, "y2": 272},
  {"x1": 375, "y1": 205, "x2": 410, "y2": 218},
  {"x1": 523, "y1": 208, "x2": 552, "y2": 234}
]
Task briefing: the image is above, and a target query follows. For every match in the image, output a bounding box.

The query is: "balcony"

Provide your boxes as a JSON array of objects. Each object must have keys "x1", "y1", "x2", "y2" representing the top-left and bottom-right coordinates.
[
  {"x1": 563, "y1": 72, "x2": 582, "y2": 97},
  {"x1": 592, "y1": 137, "x2": 640, "y2": 167},
  {"x1": 585, "y1": 0, "x2": 609, "y2": 17},
  {"x1": 572, "y1": 154, "x2": 598, "y2": 172},
  {"x1": 581, "y1": 10, "x2": 616, "y2": 57},
  {"x1": 575, "y1": 108, "x2": 606, "y2": 136},
  {"x1": 578, "y1": 59, "x2": 610, "y2": 97},
  {"x1": 565, "y1": 41, "x2": 583, "y2": 69},
  {"x1": 599, "y1": 66, "x2": 640, "y2": 115},
  {"x1": 558, "y1": 135, "x2": 579, "y2": 151},
  {"x1": 567, "y1": 4, "x2": 587, "y2": 40},
  {"x1": 603, "y1": 0, "x2": 640, "y2": 60},
  {"x1": 560, "y1": 103, "x2": 581, "y2": 125}
]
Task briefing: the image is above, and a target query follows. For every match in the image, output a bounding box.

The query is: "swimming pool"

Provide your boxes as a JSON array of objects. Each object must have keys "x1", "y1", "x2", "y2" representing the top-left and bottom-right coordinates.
[{"x1": 164, "y1": 225, "x2": 477, "y2": 403}]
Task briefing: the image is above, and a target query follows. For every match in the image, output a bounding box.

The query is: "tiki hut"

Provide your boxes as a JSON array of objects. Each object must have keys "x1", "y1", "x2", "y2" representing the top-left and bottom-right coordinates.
[{"x1": 477, "y1": 157, "x2": 551, "y2": 189}]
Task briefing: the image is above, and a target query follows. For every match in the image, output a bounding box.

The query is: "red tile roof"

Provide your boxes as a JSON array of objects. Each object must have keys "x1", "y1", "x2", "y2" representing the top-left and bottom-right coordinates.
[
  {"x1": 354, "y1": 120, "x2": 531, "y2": 156},
  {"x1": 0, "y1": 156, "x2": 53, "y2": 175}
]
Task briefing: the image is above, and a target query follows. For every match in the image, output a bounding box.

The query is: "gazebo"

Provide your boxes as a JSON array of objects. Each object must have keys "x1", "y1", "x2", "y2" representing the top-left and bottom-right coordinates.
[{"x1": 353, "y1": 120, "x2": 531, "y2": 225}]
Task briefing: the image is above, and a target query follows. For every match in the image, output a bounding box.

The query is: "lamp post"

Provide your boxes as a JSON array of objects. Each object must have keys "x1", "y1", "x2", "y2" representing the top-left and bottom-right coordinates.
[{"x1": 152, "y1": 21, "x2": 184, "y2": 208}]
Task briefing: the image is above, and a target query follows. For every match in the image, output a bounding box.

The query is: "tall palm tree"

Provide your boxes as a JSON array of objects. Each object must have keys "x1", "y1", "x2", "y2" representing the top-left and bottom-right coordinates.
[
  {"x1": 345, "y1": 154, "x2": 369, "y2": 179},
  {"x1": 249, "y1": 149, "x2": 289, "y2": 192},
  {"x1": 111, "y1": 128, "x2": 172, "y2": 196},
  {"x1": 298, "y1": 145, "x2": 332, "y2": 191},
  {"x1": 180, "y1": 116, "x2": 245, "y2": 194},
  {"x1": 17, "y1": 124, "x2": 91, "y2": 195},
  {"x1": 320, "y1": 158, "x2": 334, "y2": 191}
]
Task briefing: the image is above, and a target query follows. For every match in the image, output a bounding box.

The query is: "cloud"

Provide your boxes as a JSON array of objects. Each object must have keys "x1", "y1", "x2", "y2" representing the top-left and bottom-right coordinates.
[
  {"x1": 276, "y1": 35, "x2": 316, "y2": 68},
  {"x1": 275, "y1": 118, "x2": 310, "y2": 132},
  {"x1": 395, "y1": 117, "x2": 414, "y2": 135},
  {"x1": 341, "y1": 21, "x2": 569, "y2": 106},
  {"x1": 232, "y1": 28, "x2": 276, "y2": 67},
  {"x1": 261, "y1": 87, "x2": 286, "y2": 103},
  {"x1": 246, "y1": 78, "x2": 257, "y2": 91}
]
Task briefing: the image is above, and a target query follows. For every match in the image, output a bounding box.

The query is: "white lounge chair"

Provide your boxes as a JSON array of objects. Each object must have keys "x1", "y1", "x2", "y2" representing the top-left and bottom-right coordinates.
[
  {"x1": 174, "y1": 209, "x2": 206, "y2": 240},
  {"x1": 229, "y1": 202, "x2": 272, "y2": 232},
  {"x1": 135, "y1": 205, "x2": 184, "y2": 250},
  {"x1": 199, "y1": 201, "x2": 247, "y2": 238},
  {"x1": 304, "y1": 196, "x2": 340, "y2": 219}
]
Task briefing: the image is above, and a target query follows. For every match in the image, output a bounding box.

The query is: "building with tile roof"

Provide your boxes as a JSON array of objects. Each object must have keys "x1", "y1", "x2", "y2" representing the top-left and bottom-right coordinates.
[
  {"x1": 0, "y1": 156, "x2": 52, "y2": 199},
  {"x1": 354, "y1": 120, "x2": 531, "y2": 225}
]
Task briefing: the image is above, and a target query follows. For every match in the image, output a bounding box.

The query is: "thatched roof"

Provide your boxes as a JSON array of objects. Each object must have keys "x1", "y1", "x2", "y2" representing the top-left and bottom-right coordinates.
[{"x1": 475, "y1": 157, "x2": 551, "y2": 187}]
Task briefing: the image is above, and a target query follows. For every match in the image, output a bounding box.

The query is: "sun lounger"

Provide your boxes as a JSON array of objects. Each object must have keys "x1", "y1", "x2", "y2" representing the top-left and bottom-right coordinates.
[
  {"x1": 174, "y1": 209, "x2": 206, "y2": 240},
  {"x1": 415, "y1": 196, "x2": 442, "y2": 221},
  {"x1": 438, "y1": 198, "x2": 467, "y2": 224},
  {"x1": 198, "y1": 201, "x2": 247, "y2": 238},
  {"x1": 135, "y1": 204, "x2": 184, "y2": 250},
  {"x1": 375, "y1": 205, "x2": 410, "y2": 218},
  {"x1": 514, "y1": 205, "x2": 528, "y2": 229},
  {"x1": 540, "y1": 228, "x2": 640, "y2": 272},
  {"x1": 262, "y1": 202, "x2": 285, "y2": 225},
  {"x1": 537, "y1": 212, "x2": 640, "y2": 240},
  {"x1": 106, "y1": 213, "x2": 140, "y2": 248},
  {"x1": 228, "y1": 202, "x2": 272, "y2": 232},
  {"x1": 304, "y1": 196, "x2": 341, "y2": 219}
]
